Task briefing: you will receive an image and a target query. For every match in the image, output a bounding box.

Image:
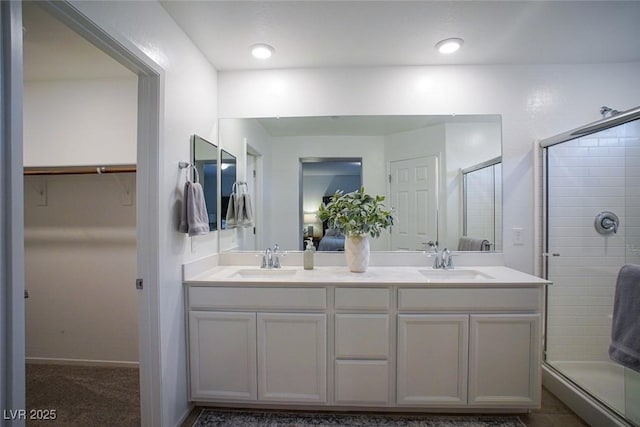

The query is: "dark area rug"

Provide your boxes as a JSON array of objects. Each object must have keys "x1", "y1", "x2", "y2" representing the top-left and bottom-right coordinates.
[
  {"x1": 26, "y1": 363, "x2": 140, "y2": 427},
  {"x1": 193, "y1": 409, "x2": 525, "y2": 427}
]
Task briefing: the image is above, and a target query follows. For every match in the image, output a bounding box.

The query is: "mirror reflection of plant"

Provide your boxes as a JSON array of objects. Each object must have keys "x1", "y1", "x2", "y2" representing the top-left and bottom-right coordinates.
[{"x1": 318, "y1": 187, "x2": 394, "y2": 238}]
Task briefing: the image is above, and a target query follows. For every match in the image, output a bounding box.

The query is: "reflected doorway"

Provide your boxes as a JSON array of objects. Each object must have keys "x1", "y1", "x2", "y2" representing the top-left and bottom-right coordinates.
[
  {"x1": 299, "y1": 158, "x2": 362, "y2": 250},
  {"x1": 389, "y1": 155, "x2": 438, "y2": 251}
]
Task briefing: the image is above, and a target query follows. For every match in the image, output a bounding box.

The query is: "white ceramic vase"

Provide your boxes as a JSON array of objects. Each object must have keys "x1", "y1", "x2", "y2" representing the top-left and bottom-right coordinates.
[{"x1": 345, "y1": 234, "x2": 370, "y2": 273}]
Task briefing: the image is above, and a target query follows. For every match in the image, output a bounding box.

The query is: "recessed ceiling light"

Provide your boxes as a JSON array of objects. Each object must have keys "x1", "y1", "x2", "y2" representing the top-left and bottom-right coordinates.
[
  {"x1": 435, "y1": 38, "x2": 464, "y2": 54},
  {"x1": 250, "y1": 43, "x2": 275, "y2": 59}
]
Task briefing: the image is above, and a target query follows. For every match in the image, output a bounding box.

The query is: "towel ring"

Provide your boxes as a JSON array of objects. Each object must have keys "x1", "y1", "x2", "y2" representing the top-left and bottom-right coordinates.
[
  {"x1": 179, "y1": 162, "x2": 199, "y2": 183},
  {"x1": 231, "y1": 181, "x2": 248, "y2": 193}
]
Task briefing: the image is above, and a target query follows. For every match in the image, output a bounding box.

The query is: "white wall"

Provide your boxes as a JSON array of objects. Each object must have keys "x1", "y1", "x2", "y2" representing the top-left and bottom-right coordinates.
[
  {"x1": 23, "y1": 77, "x2": 137, "y2": 167},
  {"x1": 24, "y1": 174, "x2": 137, "y2": 364},
  {"x1": 69, "y1": 2, "x2": 219, "y2": 425},
  {"x1": 218, "y1": 63, "x2": 640, "y2": 273}
]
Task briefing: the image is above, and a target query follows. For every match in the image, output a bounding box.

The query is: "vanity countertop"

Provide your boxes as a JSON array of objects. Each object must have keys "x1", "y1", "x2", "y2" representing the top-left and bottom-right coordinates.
[{"x1": 184, "y1": 265, "x2": 550, "y2": 287}]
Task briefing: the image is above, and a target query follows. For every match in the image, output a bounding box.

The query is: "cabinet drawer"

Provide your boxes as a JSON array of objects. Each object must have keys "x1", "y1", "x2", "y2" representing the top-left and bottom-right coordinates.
[
  {"x1": 189, "y1": 286, "x2": 326, "y2": 310},
  {"x1": 335, "y1": 314, "x2": 389, "y2": 358},
  {"x1": 397, "y1": 287, "x2": 541, "y2": 312},
  {"x1": 335, "y1": 288, "x2": 390, "y2": 310},
  {"x1": 335, "y1": 360, "x2": 390, "y2": 404}
]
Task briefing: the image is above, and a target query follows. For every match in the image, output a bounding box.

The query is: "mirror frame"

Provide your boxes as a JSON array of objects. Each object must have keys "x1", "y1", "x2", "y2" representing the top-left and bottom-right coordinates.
[{"x1": 191, "y1": 134, "x2": 218, "y2": 232}]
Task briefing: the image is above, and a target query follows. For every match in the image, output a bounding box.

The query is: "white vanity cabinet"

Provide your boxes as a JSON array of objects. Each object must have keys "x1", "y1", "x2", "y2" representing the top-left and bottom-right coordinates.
[
  {"x1": 184, "y1": 268, "x2": 547, "y2": 412},
  {"x1": 186, "y1": 286, "x2": 327, "y2": 403}
]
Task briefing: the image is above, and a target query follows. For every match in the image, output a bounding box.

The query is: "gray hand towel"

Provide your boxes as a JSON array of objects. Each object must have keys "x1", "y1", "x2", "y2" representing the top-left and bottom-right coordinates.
[
  {"x1": 226, "y1": 192, "x2": 237, "y2": 227},
  {"x1": 179, "y1": 167, "x2": 210, "y2": 236},
  {"x1": 186, "y1": 181, "x2": 210, "y2": 236},
  {"x1": 239, "y1": 192, "x2": 254, "y2": 227},
  {"x1": 178, "y1": 181, "x2": 190, "y2": 234},
  {"x1": 609, "y1": 264, "x2": 640, "y2": 373},
  {"x1": 458, "y1": 236, "x2": 486, "y2": 251}
]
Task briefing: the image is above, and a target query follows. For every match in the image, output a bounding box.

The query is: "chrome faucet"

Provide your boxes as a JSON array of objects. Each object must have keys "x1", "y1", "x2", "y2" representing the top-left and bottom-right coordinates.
[
  {"x1": 426, "y1": 241, "x2": 454, "y2": 269},
  {"x1": 272, "y1": 244, "x2": 282, "y2": 268},
  {"x1": 427, "y1": 241, "x2": 440, "y2": 269},
  {"x1": 261, "y1": 248, "x2": 272, "y2": 269},
  {"x1": 261, "y1": 244, "x2": 283, "y2": 269},
  {"x1": 441, "y1": 248, "x2": 454, "y2": 270}
]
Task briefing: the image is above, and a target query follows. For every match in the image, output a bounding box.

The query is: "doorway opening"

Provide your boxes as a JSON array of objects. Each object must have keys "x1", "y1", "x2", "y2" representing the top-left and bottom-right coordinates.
[
  {"x1": 299, "y1": 158, "x2": 362, "y2": 251},
  {"x1": 22, "y1": 3, "x2": 140, "y2": 424},
  {"x1": 16, "y1": 1, "x2": 163, "y2": 425}
]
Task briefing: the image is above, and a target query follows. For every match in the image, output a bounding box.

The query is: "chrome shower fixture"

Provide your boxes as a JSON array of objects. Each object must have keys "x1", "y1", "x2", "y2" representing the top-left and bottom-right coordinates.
[
  {"x1": 594, "y1": 211, "x2": 619, "y2": 235},
  {"x1": 600, "y1": 106, "x2": 621, "y2": 118}
]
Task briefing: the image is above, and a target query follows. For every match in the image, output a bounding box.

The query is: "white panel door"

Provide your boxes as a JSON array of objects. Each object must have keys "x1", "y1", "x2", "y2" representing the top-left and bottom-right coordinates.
[
  {"x1": 468, "y1": 314, "x2": 541, "y2": 407},
  {"x1": 188, "y1": 311, "x2": 257, "y2": 401},
  {"x1": 390, "y1": 156, "x2": 438, "y2": 250},
  {"x1": 397, "y1": 314, "x2": 469, "y2": 405},
  {"x1": 257, "y1": 313, "x2": 327, "y2": 402}
]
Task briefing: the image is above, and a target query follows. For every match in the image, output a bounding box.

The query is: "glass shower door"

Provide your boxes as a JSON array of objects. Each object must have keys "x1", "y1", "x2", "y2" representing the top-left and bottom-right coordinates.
[{"x1": 544, "y1": 117, "x2": 640, "y2": 425}]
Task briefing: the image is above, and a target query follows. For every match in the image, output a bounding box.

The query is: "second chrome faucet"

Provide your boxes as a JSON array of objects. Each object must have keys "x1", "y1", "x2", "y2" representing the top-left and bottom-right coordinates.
[
  {"x1": 261, "y1": 243, "x2": 283, "y2": 269},
  {"x1": 426, "y1": 241, "x2": 454, "y2": 270}
]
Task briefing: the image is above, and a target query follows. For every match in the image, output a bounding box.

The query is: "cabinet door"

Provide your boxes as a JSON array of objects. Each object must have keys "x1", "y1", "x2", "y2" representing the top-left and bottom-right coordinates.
[
  {"x1": 468, "y1": 314, "x2": 541, "y2": 407},
  {"x1": 397, "y1": 314, "x2": 468, "y2": 405},
  {"x1": 189, "y1": 311, "x2": 257, "y2": 400},
  {"x1": 257, "y1": 313, "x2": 327, "y2": 402}
]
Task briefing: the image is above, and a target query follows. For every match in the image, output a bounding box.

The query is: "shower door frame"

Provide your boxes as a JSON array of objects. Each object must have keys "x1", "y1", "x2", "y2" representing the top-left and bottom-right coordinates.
[{"x1": 540, "y1": 105, "x2": 640, "y2": 427}]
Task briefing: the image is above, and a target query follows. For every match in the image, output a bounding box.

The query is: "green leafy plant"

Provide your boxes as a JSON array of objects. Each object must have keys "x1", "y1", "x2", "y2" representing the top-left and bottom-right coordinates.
[{"x1": 318, "y1": 187, "x2": 394, "y2": 238}]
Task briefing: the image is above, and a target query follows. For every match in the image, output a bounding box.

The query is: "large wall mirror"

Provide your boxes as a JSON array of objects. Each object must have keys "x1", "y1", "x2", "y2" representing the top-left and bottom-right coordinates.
[
  {"x1": 192, "y1": 134, "x2": 218, "y2": 231},
  {"x1": 218, "y1": 115, "x2": 502, "y2": 252}
]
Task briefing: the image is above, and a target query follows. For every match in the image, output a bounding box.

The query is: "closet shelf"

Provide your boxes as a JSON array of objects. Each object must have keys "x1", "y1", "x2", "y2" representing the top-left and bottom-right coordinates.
[{"x1": 24, "y1": 165, "x2": 136, "y2": 176}]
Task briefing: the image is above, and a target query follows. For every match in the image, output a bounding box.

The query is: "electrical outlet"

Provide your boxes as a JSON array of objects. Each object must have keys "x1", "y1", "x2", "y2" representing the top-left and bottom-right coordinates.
[{"x1": 512, "y1": 227, "x2": 524, "y2": 245}]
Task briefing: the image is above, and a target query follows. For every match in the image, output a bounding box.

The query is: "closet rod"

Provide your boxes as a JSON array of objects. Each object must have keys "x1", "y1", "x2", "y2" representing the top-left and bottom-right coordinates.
[{"x1": 23, "y1": 165, "x2": 137, "y2": 176}]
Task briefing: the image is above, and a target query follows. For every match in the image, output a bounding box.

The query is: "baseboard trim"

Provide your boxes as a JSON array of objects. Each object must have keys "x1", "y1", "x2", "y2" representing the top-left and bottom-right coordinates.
[
  {"x1": 176, "y1": 403, "x2": 197, "y2": 427},
  {"x1": 26, "y1": 357, "x2": 139, "y2": 368}
]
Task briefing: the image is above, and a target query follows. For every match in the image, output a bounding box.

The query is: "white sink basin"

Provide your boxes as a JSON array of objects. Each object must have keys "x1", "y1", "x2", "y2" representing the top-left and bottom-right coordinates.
[
  {"x1": 233, "y1": 268, "x2": 298, "y2": 278},
  {"x1": 418, "y1": 269, "x2": 494, "y2": 281}
]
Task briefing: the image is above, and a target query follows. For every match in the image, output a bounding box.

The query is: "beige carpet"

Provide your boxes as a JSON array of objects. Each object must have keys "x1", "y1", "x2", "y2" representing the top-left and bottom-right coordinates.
[{"x1": 26, "y1": 363, "x2": 140, "y2": 426}]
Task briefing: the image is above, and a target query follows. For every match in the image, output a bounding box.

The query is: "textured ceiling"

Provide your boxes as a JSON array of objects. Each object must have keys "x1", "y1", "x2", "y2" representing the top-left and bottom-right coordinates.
[
  {"x1": 24, "y1": 1, "x2": 640, "y2": 80},
  {"x1": 161, "y1": 1, "x2": 640, "y2": 71}
]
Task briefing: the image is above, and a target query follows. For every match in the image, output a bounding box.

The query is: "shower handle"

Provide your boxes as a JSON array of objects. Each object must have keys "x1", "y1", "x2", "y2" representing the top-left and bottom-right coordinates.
[{"x1": 594, "y1": 211, "x2": 619, "y2": 235}]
